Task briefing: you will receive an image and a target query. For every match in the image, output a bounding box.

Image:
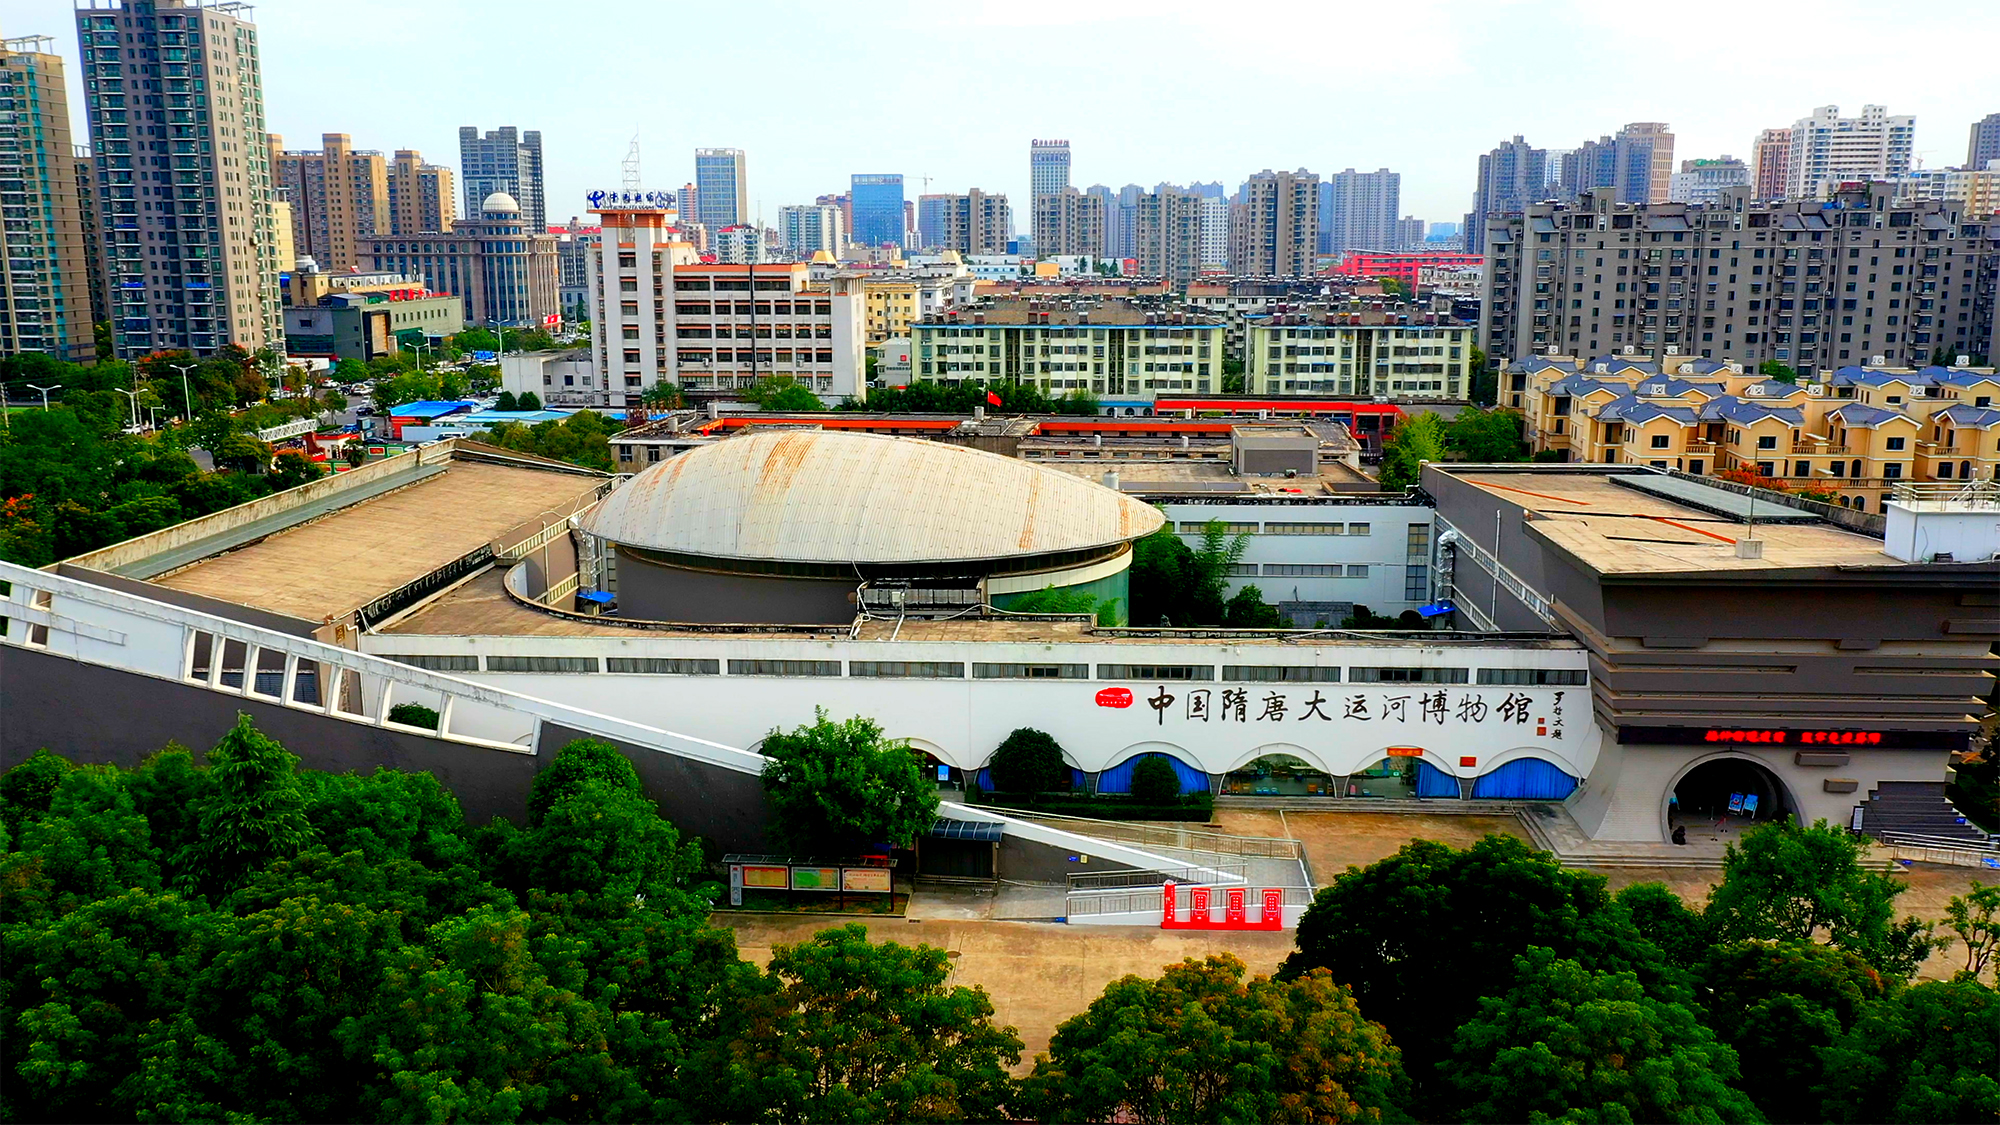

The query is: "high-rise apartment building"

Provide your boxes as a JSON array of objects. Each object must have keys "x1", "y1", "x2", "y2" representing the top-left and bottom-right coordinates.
[
  {"x1": 1477, "y1": 184, "x2": 1998, "y2": 381},
  {"x1": 75, "y1": 0, "x2": 284, "y2": 357},
  {"x1": 1785, "y1": 106, "x2": 1915, "y2": 199},
  {"x1": 1751, "y1": 128, "x2": 1792, "y2": 199},
  {"x1": 1560, "y1": 124, "x2": 1674, "y2": 205},
  {"x1": 924, "y1": 189, "x2": 1011, "y2": 256},
  {"x1": 548, "y1": 217, "x2": 601, "y2": 314},
  {"x1": 1323, "y1": 167, "x2": 1400, "y2": 254},
  {"x1": 1029, "y1": 139, "x2": 1071, "y2": 255},
  {"x1": 1084, "y1": 185, "x2": 1116, "y2": 255},
  {"x1": 1032, "y1": 187, "x2": 1105, "y2": 259},
  {"x1": 676, "y1": 183, "x2": 697, "y2": 223},
  {"x1": 1, "y1": 33, "x2": 94, "y2": 361},
  {"x1": 73, "y1": 144, "x2": 111, "y2": 330},
  {"x1": 270, "y1": 133, "x2": 388, "y2": 271},
  {"x1": 1134, "y1": 188, "x2": 1204, "y2": 288},
  {"x1": 1464, "y1": 137, "x2": 1547, "y2": 255},
  {"x1": 850, "y1": 174, "x2": 905, "y2": 247},
  {"x1": 1230, "y1": 169, "x2": 1319, "y2": 277},
  {"x1": 389, "y1": 150, "x2": 455, "y2": 236},
  {"x1": 779, "y1": 204, "x2": 843, "y2": 259},
  {"x1": 1394, "y1": 216, "x2": 1427, "y2": 248},
  {"x1": 460, "y1": 125, "x2": 544, "y2": 233},
  {"x1": 695, "y1": 148, "x2": 747, "y2": 230},
  {"x1": 1668, "y1": 157, "x2": 1750, "y2": 205},
  {"x1": 1199, "y1": 196, "x2": 1230, "y2": 271},
  {"x1": 1969, "y1": 112, "x2": 2000, "y2": 169}
]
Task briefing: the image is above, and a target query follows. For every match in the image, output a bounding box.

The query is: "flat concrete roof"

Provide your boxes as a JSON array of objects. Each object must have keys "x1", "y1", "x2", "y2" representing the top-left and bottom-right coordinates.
[
  {"x1": 1449, "y1": 470, "x2": 1898, "y2": 576},
  {"x1": 380, "y1": 571, "x2": 1580, "y2": 649},
  {"x1": 153, "y1": 460, "x2": 605, "y2": 621}
]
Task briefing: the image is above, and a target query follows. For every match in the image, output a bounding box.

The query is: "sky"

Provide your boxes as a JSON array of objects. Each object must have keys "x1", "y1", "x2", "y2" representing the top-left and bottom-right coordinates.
[{"x1": 7, "y1": 0, "x2": 1997, "y2": 233}]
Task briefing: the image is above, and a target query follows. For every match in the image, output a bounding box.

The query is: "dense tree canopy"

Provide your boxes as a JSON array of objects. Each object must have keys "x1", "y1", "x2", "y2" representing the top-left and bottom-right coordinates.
[
  {"x1": 1024, "y1": 955, "x2": 1407, "y2": 1125},
  {"x1": 758, "y1": 709, "x2": 940, "y2": 855},
  {"x1": 987, "y1": 728, "x2": 1070, "y2": 794},
  {"x1": 845, "y1": 380, "x2": 1098, "y2": 415},
  {"x1": 1441, "y1": 406, "x2": 1530, "y2": 462},
  {"x1": 1376, "y1": 411, "x2": 1447, "y2": 490},
  {"x1": 473, "y1": 411, "x2": 618, "y2": 471},
  {"x1": 1128, "y1": 518, "x2": 1252, "y2": 627}
]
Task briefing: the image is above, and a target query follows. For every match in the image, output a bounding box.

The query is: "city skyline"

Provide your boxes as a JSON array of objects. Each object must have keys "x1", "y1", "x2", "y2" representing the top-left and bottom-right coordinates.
[{"x1": 6, "y1": 0, "x2": 1996, "y2": 237}]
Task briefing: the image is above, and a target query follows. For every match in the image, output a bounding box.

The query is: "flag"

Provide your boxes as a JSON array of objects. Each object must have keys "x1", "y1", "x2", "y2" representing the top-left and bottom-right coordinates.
[{"x1": 986, "y1": 391, "x2": 1002, "y2": 407}]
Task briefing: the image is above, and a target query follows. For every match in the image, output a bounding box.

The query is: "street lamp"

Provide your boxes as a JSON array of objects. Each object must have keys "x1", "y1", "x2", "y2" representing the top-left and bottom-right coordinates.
[
  {"x1": 27, "y1": 383, "x2": 59, "y2": 410},
  {"x1": 169, "y1": 362, "x2": 198, "y2": 420},
  {"x1": 114, "y1": 388, "x2": 141, "y2": 430}
]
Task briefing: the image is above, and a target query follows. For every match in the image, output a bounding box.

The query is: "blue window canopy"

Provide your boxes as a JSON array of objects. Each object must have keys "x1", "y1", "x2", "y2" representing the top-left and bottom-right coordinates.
[
  {"x1": 1415, "y1": 759, "x2": 1461, "y2": 798},
  {"x1": 1472, "y1": 758, "x2": 1579, "y2": 800},
  {"x1": 1417, "y1": 601, "x2": 1456, "y2": 619},
  {"x1": 975, "y1": 766, "x2": 1086, "y2": 793},
  {"x1": 1095, "y1": 752, "x2": 1210, "y2": 795}
]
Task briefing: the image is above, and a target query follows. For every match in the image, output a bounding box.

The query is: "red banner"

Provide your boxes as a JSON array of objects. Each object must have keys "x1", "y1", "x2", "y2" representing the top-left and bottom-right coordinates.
[{"x1": 1095, "y1": 688, "x2": 1133, "y2": 709}]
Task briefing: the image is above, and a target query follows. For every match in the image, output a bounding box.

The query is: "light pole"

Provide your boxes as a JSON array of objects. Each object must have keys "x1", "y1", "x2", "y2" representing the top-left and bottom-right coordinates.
[
  {"x1": 115, "y1": 388, "x2": 141, "y2": 430},
  {"x1": 28, "y1": 383, "x2": 59, "y2": 410},
  {"x1": 169, "y1": 362, "x2": 198, "y2": 420}
]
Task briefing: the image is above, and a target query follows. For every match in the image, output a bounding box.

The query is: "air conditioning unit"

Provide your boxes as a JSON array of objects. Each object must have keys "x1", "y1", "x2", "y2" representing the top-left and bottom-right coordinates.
[
  {"x1": 1870, "y1": 355, "x2": 1886, "y2": 365},
  {"x1": 1957, "y1": 354, "x2": 1971, "y2": 366},
  {"x1": 1622, "y1": 345, "x2": 1637, "y2": 354},
  {"x1": 1908, "y1": 385, "x2": 1926, "y2": 397},
  {"x1": 1747, "y1": 383, "x2": 1766, "y2": 397},
  {"x1": 1806, "y1": 383, "x2": 1826, "y2": 396}
]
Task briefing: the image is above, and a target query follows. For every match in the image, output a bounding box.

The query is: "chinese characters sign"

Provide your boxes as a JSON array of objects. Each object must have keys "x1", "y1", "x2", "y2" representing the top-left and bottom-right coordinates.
[{"x1": 1130, "y1": 684, "x2": 1564, "y2": 741}]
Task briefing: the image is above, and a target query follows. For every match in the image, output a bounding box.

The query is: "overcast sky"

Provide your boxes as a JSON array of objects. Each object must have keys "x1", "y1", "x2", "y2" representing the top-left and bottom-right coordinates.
[{"x1": 7, "y1": 0, "x2": 1996, "y2": 232}]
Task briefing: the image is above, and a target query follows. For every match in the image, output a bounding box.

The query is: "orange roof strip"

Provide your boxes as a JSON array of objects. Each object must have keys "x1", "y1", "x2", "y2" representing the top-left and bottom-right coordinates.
[
  {"x1": 1474, "y1": 480, "x2": 1595, "y2": 506},
  {"x1": 1647, "y1": 516, "x2": 1738, "y2": 544}
]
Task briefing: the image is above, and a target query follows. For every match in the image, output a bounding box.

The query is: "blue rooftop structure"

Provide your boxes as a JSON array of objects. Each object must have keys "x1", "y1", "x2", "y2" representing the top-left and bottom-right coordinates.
[
  {"x1": 1827, "y1": 403, "x2": 1913, "y2": 428},
  {"x1": 388, "y1": 400, "x2": 479, "y2": 420},
  {"x1": 1703, "y1": 399, "x2": 1803, "y2": 425},
  {"x1": 1934, "y1": 405, "x2": 2000, "y2": 427}
]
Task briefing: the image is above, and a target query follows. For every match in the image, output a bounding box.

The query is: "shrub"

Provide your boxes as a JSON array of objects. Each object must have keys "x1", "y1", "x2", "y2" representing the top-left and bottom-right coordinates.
[
  {"x1": 989, "y1": 728, "x2": 1069, "y2": 793},
  {"x1": 1130, "y1": 755, "x2": 1181, "y2": 802},
  {"x1": 386, "y1": 702, "x2": 439, "y2": 730}
]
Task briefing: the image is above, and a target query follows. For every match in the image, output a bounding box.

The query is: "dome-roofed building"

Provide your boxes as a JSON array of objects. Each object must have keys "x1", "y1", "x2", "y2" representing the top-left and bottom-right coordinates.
[
  {"x1": 578, "y1": 429, "x2": 1165, "y2": 624},
  {"x1": 481, "y1": 190, "x2": 521, "y2": 214}
]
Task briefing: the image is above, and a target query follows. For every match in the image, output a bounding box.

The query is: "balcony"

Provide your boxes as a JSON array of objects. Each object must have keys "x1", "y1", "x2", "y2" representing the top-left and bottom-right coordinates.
[{"x1": 1792, "y1": 442, "x2": 1849, "y2": 455}]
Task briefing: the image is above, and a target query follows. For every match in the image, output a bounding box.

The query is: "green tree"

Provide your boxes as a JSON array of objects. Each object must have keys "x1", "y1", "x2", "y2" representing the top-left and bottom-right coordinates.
[
  {"x1": 988, "y1": 728, "x2": 1070, "y2": 794},
  {"x1": 1942, "y1": 882, "x2": 2000, "y2": 982},
  {"x1": 1616, "y1": 881, "x2": 1710, "y2": 971},
  {"x1": 1185, "y1": 518, "x2": 1252, "y2": 626},
  {"x1": 1442, "y1": 406, "x2": 1530, "y2": 462},
  {"x1": 1760, "y1": 359, "x2": 1800, "y2": 384},
  {"x1": 176, "y1": 714, "x2": 318, "y2": 897},
  {"x1": 696, "y1": 924, "x2": 1022, "y2": 1123},
  {"x1": 1280, "y1": 835, "x2": 1678, "y2": 1115},
  {"x1": 1694, "y1": 940, "x2": 1885, "y2": 1122},
  {"x1": 1128, "y1": 756, "x2": 1182, "y2": 803},
  {"x1": 1468, "y1": 346, "x2": 1496, "y2": 406},
  {"x1": 1022, "y1": 955, "x2": 1407, "y2": 1125},
  {"x1": 1945, "y1": 750, "x2": 2000, "y2": 835},
  {"x1": 266, "y1": 449, "x2": 323, "y2": 492},
  {"x1": 640, "y1": 381, "x2": 685, "y2": 409},
  {"x1": 1128, "y1": 523, "x2": 1195, "y2": 626},
  {"x1": 517, "y1": 390, "x2": 541, "y2": 411},
  {"x1": 1446, "y1": 947, "x2": 1758, "y2": 1124},
  {"x1": 1704, "y1": 818, "x2": 1936, "y2": 978},
  {"x1": 1816, "y1": 977, "x2": 2000, "y2": 1124},
  {"x1": 344, "y1": 442, "x2": 369, "y2": 469},
  {"x1": 744, "y1": 376, "x2": 825, "y2": 412},
  {"x1": 1376, "y1": 411, "x2": 1446, "y2": 490},
  {"x1": 759, "y1": 709, "x2": 940, "y2": 854},
  {"x1": 475, "y1": 410, "x2": 617, "y2": 471},
  {"x1": 1223, "y1": 584, "x2": 1284, "y2": 628},
  {"x1": 494, "y1": 390, "x2": 519, "y2": 411},
  {"x1": 1221, "y1": 357, "x2": 1247, "y2": 393}
]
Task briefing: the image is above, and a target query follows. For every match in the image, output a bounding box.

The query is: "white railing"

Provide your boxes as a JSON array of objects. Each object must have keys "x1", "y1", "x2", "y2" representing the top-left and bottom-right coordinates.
[
  {"x1": 253, "y1": 415, "x2": 330, "y2": 443},
  {"x1": 498, "y1": 516, "x2": 576, "y2": 562},
  {"x1": 0, "y1": 559, "x2": 764, "y2": 776},
  {"x1": 1434, "y1": 516, "x2": 1559, "y2": 628},
  {"x1": 1064, "y1": 883, "x2": 1316, "y2": 920},
  {"x1": 1003, "y1": 811, "x2": 1307, "y2": 861},
  {"x1": 542, "y1": 573, "x2": 580, "y2": 606}
]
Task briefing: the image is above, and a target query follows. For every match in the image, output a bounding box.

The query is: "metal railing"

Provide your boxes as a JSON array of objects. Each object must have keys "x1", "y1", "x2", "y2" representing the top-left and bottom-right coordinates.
[
  {"x1": 499, "y1": 516, "x2": 575, "y2": 562},
  {"x1": 1006, "y1": 811, "x2": 1306, "y2": 860},
  {"x1": 0, "y1": 559, "x2": 766, "y2": 777},
  {"x1": 1890, "y1": 479, "x2": 2000, "y2": 510},
  {"x1": 1433, "y1": 515, "x2": 1559, "y2": 629},
  {"x1": 1067, "y1": 862, "x2": 1248, "y2": 891},
  {"x1": 357, "y1": 544, "x2": 493, "y2": 629},
  {"x1": 1065, "y1": 883, "x2": 1315, "y2": 918}
]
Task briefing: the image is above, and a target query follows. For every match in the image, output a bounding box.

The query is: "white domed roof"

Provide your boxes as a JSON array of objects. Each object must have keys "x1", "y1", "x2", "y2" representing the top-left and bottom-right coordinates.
[
  {"x1": 481, "y1": 191, "x2": 521, "y2": 213},
  {"x1": 582, "y1": 429, "x2": 1164, "y2": 564}
]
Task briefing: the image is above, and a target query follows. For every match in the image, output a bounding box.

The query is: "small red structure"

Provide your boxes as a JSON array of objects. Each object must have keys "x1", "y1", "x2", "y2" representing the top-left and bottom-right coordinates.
[{"x1": 1160, "y1": 882, "x2": 1285, "y2": 931}]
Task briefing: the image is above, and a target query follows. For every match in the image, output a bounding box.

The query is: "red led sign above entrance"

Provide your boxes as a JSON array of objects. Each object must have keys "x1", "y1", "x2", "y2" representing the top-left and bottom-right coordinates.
[
  {"x1": 1703, "y1": 729, "x2": 1883, "y2": 746},
  {"x1": 1617, "y1": 726, "x2": 1962, "y2": 751}
]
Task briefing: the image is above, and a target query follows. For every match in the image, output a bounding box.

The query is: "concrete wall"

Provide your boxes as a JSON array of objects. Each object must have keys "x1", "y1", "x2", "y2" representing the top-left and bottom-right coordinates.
[
  {"x1": 55, "y1": 565, "x2": 323, "y2": 638},
  {"x1": 64, "y1": 444, "x2": 444, "y2": 575},
  {"x1": 615, "y1": 548, "x2": 857, "y2": 624},
  {"x1": 0, "y1": 646, "x2": 773, "y2": 853}
]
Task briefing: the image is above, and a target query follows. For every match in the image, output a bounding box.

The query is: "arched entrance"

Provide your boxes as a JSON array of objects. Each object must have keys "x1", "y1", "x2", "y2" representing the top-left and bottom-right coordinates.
[
  {"x1": 1224, "y1": 753, "x2": 1332, "y2": 797},
  {"x1": 1667, "y1": 754, "x2": 1795, "y2": 843}
]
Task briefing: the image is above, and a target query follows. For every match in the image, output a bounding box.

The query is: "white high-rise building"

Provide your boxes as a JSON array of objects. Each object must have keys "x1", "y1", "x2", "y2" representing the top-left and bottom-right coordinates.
[
  {"x1": 1324, "y1": 167, "x2": 1401, "y2": 254},
  {"x1": 1785, "y1": 105, "x2": 1915, "y2": 199},
  {"x1": 778, "y1": 205, "x2": 843, "y2": 259},
  {"x1": 1197, "y1": 195, "x2": 1229, "y2": 271},
  {"x1": 75, "y1": 0, "x2": 285, "y2": 357},
  {"x1": 1029, "y1": 139, "x2": 1071, "y2": 254}
]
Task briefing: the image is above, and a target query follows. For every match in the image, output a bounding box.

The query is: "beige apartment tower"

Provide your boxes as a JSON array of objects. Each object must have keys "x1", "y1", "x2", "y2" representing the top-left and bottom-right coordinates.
[
  {"x1": 76, "y1": 0, "x2": 284, "y2": 357},
  {"x1": 271, "y1": 133, "x2": 387, "y2": 271},
  {"x1": 1032, "y1": 187, "x2": 1104, "y2": 258},
  {"x1": 1, "y1": 32, "x2": 95, "y2": 361},
  {"x1": 1231, "y1": 169, "x2": 1320, "y2": 277},
  {"x1": 389, "y1": 150, "x2": 455, "y2": 237}
]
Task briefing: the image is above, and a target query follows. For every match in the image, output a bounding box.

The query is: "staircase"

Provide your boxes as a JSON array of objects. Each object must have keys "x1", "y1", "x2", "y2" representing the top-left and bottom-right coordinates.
[{"x1": 1861, "y1": 781, "x2": 1988, "y2": 844}]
